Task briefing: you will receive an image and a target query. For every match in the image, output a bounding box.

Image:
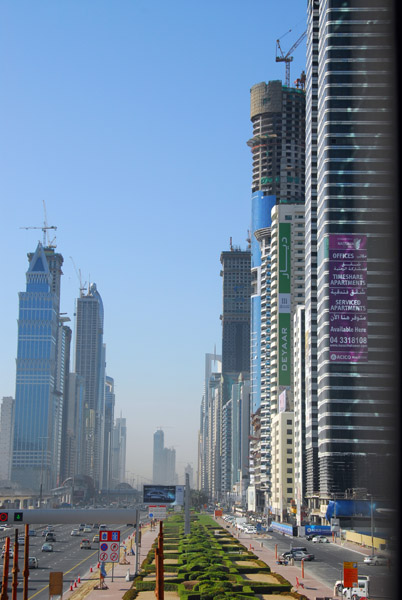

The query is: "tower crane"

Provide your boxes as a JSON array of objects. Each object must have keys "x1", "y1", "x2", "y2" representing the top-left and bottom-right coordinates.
[
  {"x1": 276, "y1": 30, "x2": 307, "y2": 87},
  {"x1": 20, "y1": 200, "x2": 57, "y2": 247},
  {"x1": 70, "y1": 256, "x2": 86, "y2": 297}
]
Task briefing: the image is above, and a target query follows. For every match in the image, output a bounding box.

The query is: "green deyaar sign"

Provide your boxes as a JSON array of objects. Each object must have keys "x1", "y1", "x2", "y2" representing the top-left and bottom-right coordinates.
[{"x1": 278, "y1": 223, "x2": 291, "y2": 386}]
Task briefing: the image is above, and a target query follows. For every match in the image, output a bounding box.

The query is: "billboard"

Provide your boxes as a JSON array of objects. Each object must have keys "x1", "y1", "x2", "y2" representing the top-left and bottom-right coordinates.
[
  {"x1": 143, "y1": 485, "x2": 176, "y2": 504},
  {"x1": 328, "y1": 235, "x2": 368, "y2": 362},
  {"x1": 278, "y1": 223, "x2": 291, "y2": 385}
]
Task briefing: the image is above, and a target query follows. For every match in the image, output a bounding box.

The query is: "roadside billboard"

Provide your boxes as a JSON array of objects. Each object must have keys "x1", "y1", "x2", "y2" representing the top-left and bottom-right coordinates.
[
  {"x1": 328, "y1": 234, "x2": 368, "y2": 362},
  {"x1": 278, "y1": 223, "x2": 291, "y2": 385},
  {"x1": 143, "y1": 485, "x2": 176, "y2": 504}
]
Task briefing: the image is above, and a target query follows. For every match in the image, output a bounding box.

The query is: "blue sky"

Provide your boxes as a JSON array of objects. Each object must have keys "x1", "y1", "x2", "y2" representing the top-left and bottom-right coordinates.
[{"x1": 0, "y1": 0, "x2": 307, "y2": 486}]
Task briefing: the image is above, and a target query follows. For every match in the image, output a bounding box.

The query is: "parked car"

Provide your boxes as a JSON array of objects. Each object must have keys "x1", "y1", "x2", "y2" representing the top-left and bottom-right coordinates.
[
  {"x1": 80, "y1": 538, "x2": 91, "y2": 549},
  {"x1": 28, "y1": 557, "x2": 39, "y2": 569},
  {"x1": 70, "y1": 529, "x2": 80, "y2": 536},
  {"x1": 363, "y1": 554, "x2": 388, "y2": 566},
  {"x1": 41, "y1": 543, "x2": 53, "y2": 552},
  {"x1": 312, "y1": 535, "x2": 329, "y2": 543}
]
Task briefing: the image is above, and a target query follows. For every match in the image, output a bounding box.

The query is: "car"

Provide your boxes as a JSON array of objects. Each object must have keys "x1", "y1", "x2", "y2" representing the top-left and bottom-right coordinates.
[
  {"x1": 28, "y1": 557, "x2": 39, "y2": 569},
  {"x1": 1, "y1": 549, "x2": 13, "y2": 559},
  {"x1": 70, "y1": 529, "x2": 80, "y2": 536},
  {"x1": 83, "y1": 526, "x2": 92, "y2": 533},
  {"x1": 335, "y1": 575, "x2": 370, "y2": 594},
  {"x1": 18, "y1": 536, "x2": 25, "y2": 545},
  {"x1": 292, "y1": 551, "x2": 315, "y2": 561},
  {"x1": 363, "y1": 554, "x2": 389, "y2": 566},
  {"x1": 99, "y1": 524, "x2": 107, "y2": 531},
  {"x1": 28, "y1": 529, "x2": 37, "y2": 537},
  {"x1": 92, "y1": 534, "x2": 99, "y2": 543},
  {"x1": 79, "y1": 524, "x2": 86, "y2": 531},
  {"x1": 45, "y1": 525, "x2": 54, "y2": 532},
  {"x1": 92, "y1": 523, "x2": 99, "y2": 529},
  {"x1": 45, "y1": 532, "x2": 56, "y2": 542},
  {"x1": 41, "y1": 543, "x2": 53, "y2": 552},
  {"x1": 306, "y1": 534, "x2": 315, "y2": 541},
  {"x1": 80, "y1": 538, "x2": 91, "y2": 549},
  {"x1": 312, "y1": 535, "x2": 329, "y2": 543}
]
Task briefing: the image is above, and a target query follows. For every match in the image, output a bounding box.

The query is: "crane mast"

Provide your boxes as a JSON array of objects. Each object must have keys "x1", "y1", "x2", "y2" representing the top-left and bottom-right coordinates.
[{"x1": 276, "y1": 30, "x2": 306, "y2": 87}]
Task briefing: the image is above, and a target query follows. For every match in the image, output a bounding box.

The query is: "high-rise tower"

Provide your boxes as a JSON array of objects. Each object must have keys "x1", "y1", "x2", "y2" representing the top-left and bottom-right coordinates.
[
  {"x1": 306, "y1": 0, "x2": 397, "y2": 500},
  {"x1": 12, "y1": 243, "x2": 64, "y2": 491},
  {"x1": 248, "y1": 80, "x2": 306, "y2": 510},
  {"x1": 74, "y1": 283, "x2": 105, "y2": 489}
]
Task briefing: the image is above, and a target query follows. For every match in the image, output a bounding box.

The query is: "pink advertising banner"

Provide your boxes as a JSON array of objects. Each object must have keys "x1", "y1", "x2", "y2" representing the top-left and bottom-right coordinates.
[{"x1": 328, "y1": 235, "x2": 368, "y2": 363}]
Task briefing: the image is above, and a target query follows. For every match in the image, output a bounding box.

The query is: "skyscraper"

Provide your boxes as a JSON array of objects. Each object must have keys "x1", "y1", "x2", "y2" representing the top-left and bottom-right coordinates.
[
  {"x1": 152, "y1": 429, "x2": 176, "y2": 485},
  {"x1": 103, "y1": 376, "x2": 115, "y2": 489},
  {"x1": 0, "y1": 397, "x2": 15, "y2": 481},
  {"x1": 152, "y1": 428, "x2": 165, "y2": 485},
  {"x1": 220, "y1": 245, "x2": 251, "y2": 494},
  {"x1": 74, "y1": 283, "x2": 105, "y2": 489},
  {"x1": 12, "y1": 243, "x2": 64, "y2": 491},
  {"x1": 248, "y1": 79, "x2": 306, "y2": 512},
  {"x1": 220, "y1": 246, "x2": 251, "y2": 378},
  {"x1": 305, "y1": 0, "x2": 397, "y2": 500}
]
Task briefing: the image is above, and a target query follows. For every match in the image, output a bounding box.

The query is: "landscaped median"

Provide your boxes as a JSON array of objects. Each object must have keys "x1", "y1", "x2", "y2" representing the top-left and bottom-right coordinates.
[{"x1": 123, "y1": 513, "x2": 308, "y2": 600}]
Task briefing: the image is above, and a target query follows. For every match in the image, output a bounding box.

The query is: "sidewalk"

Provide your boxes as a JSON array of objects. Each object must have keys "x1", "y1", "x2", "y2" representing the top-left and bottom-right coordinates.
[
  {"x1": 63, "y1": 524, "x2": 158, "y2": 600},
  {"x1": 217, "y1": 519, "x2": 335, "y2": 600}
]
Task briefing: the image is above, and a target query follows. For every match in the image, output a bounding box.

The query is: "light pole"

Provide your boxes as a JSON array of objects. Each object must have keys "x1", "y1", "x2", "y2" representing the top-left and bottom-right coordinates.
[
  {"x1": 39, "y1": 437, "x2": 48, "y2": 507},
  {"x1": 368, "y1": 495, "x2": 375, "y2": 556}
]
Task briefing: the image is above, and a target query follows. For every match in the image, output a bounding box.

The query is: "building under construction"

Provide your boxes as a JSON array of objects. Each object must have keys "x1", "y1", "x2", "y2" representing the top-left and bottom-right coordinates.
[{"x1": 248, "y1": 79, "x2": 305, "y2": 203}]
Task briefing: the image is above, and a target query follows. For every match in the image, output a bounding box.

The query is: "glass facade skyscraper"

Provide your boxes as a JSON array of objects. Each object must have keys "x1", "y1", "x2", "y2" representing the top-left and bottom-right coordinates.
[
  {"x1": 12, "y1": 243, "x2": 63, "y2": 491},
  {"x1": 306, "y1": 0, "x2": 397, "y2": 499},
  {"x1": 74, "y1": 283, "x2": 105, "y2": 489}
]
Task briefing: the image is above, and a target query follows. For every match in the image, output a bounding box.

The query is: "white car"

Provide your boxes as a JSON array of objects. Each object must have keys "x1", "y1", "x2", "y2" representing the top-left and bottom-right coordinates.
[
  {"x1": 335, "y1": 575, "x2": 370, "y2": 594},
  {"x1": 28, "y1": 556, "x2": 39, "y2": 569},
  {"x1": 312, "y1": 535, "x2": 329, "y2": 543},
  {"x1": 244, "y1": 526, "x2": 257, "y2": 534},
  {"x1": 70, "y1": 529, "x2": 80, "y2": 536},
  {"x1": 363, "y1": 554, "x2": 389, "y2": 566}
]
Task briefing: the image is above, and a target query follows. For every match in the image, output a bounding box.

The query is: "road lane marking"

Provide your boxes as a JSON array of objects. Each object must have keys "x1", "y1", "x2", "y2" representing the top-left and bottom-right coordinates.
[{"x1": 28, "y1": 550, "x2": 98, "y2": 600}]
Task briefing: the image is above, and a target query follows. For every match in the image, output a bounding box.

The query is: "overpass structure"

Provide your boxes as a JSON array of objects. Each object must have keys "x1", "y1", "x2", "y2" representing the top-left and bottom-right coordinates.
[{"x1": 0, "y1": 508, "x2": 141, "y2": 525}]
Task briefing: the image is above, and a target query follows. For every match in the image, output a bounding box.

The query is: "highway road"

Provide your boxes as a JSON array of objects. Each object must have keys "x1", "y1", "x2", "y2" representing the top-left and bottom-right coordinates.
[
  {"x1": 259, "y1": 530, "x2": 394, "y2": 599},
  {"x1": 1, "y1": 522, "x2": 137, "y2": 600}
]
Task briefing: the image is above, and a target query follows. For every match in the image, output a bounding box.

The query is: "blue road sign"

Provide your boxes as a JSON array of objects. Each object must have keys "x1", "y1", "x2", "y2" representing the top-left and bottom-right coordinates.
[{"x1": 100, "y1": 543, "x2": 108, "y2": 552}]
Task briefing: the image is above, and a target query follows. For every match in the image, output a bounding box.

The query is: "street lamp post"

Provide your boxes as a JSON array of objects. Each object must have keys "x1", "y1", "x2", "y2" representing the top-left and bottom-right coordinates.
[
  {"x1": 39, "y1": 437, "x2": 48, "y2": 507},
  {"x1": 369, "y1": 495, "x2": 375, "y2": 556}
]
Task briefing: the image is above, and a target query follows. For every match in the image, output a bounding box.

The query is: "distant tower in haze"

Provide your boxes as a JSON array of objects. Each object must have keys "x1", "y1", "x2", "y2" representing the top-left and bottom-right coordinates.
[
  {"x1": 0, "y1": 397, "x2": 15, "y2": 481},
  {"x1": 152, "y1": 429, "x2": 165, "y2": 484},
  {"x1": 103, "y1": 376, "x2": 115, "y2": 489},
  {"x1": 12, "y1": 243, "x2": 65, "y2": 491},
  {"x1": 74, "y1": 283, "x2": 106, "y2": 489}
]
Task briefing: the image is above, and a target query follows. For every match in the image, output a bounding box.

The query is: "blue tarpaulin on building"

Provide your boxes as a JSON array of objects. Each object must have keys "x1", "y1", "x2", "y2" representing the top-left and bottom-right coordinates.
[{"x1": 325, "y1": 500, "x2": 384, "y2": 521}]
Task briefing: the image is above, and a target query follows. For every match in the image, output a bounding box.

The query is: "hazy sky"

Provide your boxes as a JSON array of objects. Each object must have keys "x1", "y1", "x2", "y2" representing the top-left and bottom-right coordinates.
[{"x1": 0, "y1": 0, "x2": 306, "y2": 486}]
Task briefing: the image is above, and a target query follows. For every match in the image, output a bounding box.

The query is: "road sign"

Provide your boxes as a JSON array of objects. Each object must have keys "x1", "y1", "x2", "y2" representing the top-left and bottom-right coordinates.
[
  {"x1": 99, "y1": 530, "x2": 120, "y2": 542},
  {"x1": 148, "y1": 505, "x2": 166, "y2": 519},
  {"x1": 343, "y1": 561, "x2": 358, "y2": 588},
  {"x1": 97, "y1": 531, "x2": 121, "y2": 563},
  {"x1": 0, "y1": 513, "x2": 8, "y2": 522}
]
